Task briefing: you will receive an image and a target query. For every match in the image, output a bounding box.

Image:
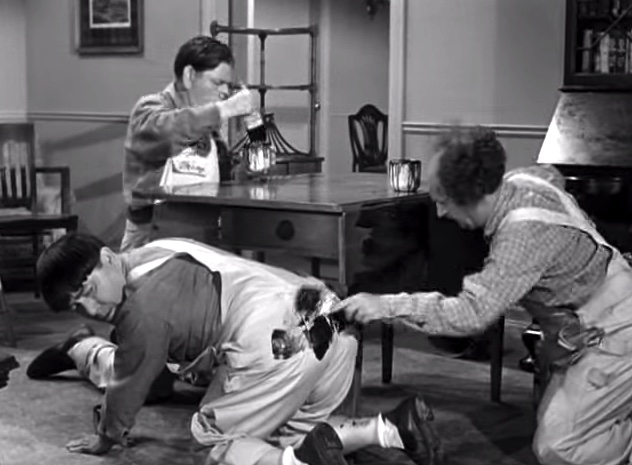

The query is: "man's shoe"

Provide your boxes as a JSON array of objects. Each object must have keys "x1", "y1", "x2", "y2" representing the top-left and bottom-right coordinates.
[
  {"x1": 26, "y1": 324, "x2": 95, "y2": 379},
  {"x1": 294, "y1": 422, "x2": 348, "y2": 465},
  {"x1": 385, "y1": 395, "x2": 447, "y2": 465}
]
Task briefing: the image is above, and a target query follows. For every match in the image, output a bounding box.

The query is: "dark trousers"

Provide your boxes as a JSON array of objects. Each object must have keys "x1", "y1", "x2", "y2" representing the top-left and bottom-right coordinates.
[{"x1": 351, "y1": 446, "x2": 417, "y2": 465}]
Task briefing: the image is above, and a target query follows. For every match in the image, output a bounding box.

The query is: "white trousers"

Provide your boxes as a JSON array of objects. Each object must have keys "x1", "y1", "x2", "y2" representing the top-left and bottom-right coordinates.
[
  {"x1": 68, "y1": 336, "x2": 116, "y2": 390},
  {"x1": 67, "y1": 332, "x2": 357, "y2": 465}
]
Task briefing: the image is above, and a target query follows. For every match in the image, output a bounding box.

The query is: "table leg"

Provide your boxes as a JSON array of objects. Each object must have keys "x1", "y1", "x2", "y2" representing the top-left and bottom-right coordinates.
[
  {"x1": 0, "y1": 278, "x2": 16, "y2": 347},
  {"x1": 311, "y1": 257, "x2": 320, "y2": 278},
  {"x1": 381, "y1": 323, "x2": 394, "y2": 384},
  {"x1": 490, "y1": 316, "x2": 505, "y2": 402}
]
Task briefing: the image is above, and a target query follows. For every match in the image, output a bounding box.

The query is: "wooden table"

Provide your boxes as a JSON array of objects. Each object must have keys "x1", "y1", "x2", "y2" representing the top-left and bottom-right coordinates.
[
  {"x1": 140, "y1": 173, "x2": 427, "y2": 288},
  {"x1": 136, "y1": 173, "x2": 428, "y2": 414}
]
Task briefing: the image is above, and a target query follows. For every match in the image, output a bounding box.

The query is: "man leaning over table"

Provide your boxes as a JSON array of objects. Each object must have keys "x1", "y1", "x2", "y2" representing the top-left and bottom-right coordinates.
[
  {"x1": 336, "y1": 125, "x2": 632, "y2": 465},
  {"x1": 121, "y1": 35, "x2": 253, "y2": 252}
]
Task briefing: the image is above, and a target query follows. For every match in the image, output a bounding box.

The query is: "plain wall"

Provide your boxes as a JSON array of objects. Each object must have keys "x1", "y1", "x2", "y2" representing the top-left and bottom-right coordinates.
[
  {"x1": 233, "y1": 0, "x2": 390, "y2": 174},
  {"x1": 0, "y1": 0, "x2": 27, "y2": 121},
  {"x1": 319, "y1": 0, "x2": 390, "y2": 175},
  {"x1": 401, "y1": 0, "x2": 565, "y2": 173},
  {"x1": 248, "y1": 0, "x2": 312, "y2": 154}
]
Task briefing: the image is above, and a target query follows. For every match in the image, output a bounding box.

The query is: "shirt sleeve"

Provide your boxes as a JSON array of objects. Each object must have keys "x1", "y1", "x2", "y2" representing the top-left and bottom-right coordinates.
[
  {"x1": 97, "y1": 309, "x2": 171, "y2": 443},
  {"x1": 126, "y1": 94, "x2": 222, "y2": 165},
  {"x1": 379, "y1": 221, "x2": 566, "y2": 335}
]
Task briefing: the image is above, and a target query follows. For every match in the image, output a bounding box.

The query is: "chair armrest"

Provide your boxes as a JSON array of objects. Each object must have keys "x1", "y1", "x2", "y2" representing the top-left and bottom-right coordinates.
[{"x1": 35, "y1": 166, "x2": 72, "y2": 215}]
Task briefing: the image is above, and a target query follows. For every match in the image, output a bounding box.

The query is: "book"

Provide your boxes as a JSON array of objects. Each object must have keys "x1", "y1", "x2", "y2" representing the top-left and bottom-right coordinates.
[
  {"x1": 582, "y1": 29, "x2": 594, "y2": 72},
  {"x1": 600, "y1": 32, "x2": 611, "y2": 73}
]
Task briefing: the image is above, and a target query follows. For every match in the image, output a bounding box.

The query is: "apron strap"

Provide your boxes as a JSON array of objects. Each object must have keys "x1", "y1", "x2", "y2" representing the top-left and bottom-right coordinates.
[
  {"x1": 128, "y1": 256, "x2": 175, "y2": 283},
  {"x1": 501, "y1": 172, "x2": 616, "y2": 257}
]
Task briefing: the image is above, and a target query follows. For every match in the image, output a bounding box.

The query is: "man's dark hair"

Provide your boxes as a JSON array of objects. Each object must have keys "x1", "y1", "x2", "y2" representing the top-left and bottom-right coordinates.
[
  {"x1": 173, "y1": 36, "x2": 234, "y2": 80},
  {"x1": 434, "y1": 126, "x2": 506, "y2": 206},
  {"x1": 36, "y1": 233, "x2": 105, "y2": 313}
]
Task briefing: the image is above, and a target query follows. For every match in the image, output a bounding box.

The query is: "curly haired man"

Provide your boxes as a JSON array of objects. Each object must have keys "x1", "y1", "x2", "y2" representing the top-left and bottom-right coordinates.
[{"x1": 336, "y1": 125, "x2": 632, "y2": 465}]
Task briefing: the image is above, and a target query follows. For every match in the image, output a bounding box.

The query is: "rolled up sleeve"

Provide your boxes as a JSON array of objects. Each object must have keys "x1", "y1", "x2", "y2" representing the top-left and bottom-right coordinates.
[
  {"x1": 380, "y1": 222, "x2": 561, "y2": 336},
  {"x1": 98, "y1": 311, "x2": 171, "y2": 442}
]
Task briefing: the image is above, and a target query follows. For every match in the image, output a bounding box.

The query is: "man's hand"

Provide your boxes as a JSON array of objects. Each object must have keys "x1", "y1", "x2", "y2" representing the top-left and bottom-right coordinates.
[
  {"x1": 217, "y1": 88, "x2": 255, "y2": 120},
  {"x1": 66, "y1": 433, "x2": 115, "y2": 455},
  {"x1": 334, "y1": 293, "x2": 389, "y2": 325},
  {"x1": 0, "y1": 353, "x2": 19, "y2": 390},
  {"x1": 0, "y1": 372, "x2": 9, "y2": 389}
]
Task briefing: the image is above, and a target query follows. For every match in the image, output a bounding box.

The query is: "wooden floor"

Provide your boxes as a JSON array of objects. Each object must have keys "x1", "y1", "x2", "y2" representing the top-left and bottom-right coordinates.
[{"x1": 0, "y1": 293, "x2": 538, "y2": 465}]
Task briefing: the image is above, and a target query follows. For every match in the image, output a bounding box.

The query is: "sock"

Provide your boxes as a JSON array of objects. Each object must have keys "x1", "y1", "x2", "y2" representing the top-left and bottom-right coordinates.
[
  {"x1": 329, "y1": 414, "x2": 404, "y2": 454},
  {"x1": 282, "y1": 447, "x2": 308, "y2": 465},
  {"x1": 377, "y1": 414, "x2": 404, "y2": 449}
]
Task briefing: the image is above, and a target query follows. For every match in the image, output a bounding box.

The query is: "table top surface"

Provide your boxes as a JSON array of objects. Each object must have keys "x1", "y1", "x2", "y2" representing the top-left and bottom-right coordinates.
[{"x1": 136, "y1": 173, "x2": 429, "y2": 213}]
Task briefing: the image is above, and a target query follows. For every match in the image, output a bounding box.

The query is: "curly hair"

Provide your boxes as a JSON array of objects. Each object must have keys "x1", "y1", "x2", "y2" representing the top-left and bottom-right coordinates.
[
  {"x1": 434, "y1": 126, "x2": 506, "y2": 206},
  {"x1": 173, "y1": 36, "x2": 234, "y2": 80},
  {"x1": 36, "y1": 233, "x2": 104, "y2": 313}
]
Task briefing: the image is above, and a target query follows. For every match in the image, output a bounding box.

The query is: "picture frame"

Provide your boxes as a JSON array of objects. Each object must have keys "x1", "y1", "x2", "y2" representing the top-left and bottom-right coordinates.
[{"x1": 74, "y1": 0, "x2": 144, "y2": 55}]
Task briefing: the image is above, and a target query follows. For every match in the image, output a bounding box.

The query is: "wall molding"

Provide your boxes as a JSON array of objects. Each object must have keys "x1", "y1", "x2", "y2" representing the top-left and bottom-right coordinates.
[
  {"x1": 403, "y1": 121, "x2": 548, "y2": 139},
  {"x1": 23, "y1": 113, "x2": 547, "y2": 140},
  {"x1": 28, "y1": 111, "x2": 129, "y2": 124},
  {"x1": 0, "y1": 111, "x2": 28, "y2": 122}
]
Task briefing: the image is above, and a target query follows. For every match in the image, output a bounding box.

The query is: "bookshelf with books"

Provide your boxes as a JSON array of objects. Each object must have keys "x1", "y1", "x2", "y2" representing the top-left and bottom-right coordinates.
[{"x1": 566, "y1": 0, "x2": 632, "y2": 89}]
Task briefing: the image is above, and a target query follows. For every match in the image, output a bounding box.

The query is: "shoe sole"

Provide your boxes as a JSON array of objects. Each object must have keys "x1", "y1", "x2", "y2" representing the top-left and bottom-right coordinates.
[{"x1": 411, "y1": 397, "x2": 447, "y2": 465}]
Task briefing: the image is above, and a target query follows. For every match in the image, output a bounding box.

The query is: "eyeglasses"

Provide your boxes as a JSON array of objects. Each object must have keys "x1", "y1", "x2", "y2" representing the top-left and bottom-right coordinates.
[{"x1": 68, "y1": 280, "x2": 94, "y2": 311}]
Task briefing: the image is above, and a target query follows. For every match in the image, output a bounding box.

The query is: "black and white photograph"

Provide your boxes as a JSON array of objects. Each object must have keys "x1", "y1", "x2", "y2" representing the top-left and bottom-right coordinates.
[{"x1": 3, "y1": 1, "x2": 632, "y2": 465}]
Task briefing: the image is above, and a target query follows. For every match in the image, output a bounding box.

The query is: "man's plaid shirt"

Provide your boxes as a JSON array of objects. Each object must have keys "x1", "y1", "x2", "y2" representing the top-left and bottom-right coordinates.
[{"x1": 380, "y1": 165, "x2": 611, "y2": 335}]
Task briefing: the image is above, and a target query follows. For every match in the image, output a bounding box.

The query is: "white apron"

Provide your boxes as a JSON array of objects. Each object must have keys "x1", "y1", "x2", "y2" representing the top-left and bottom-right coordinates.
[
  {"x1": 501, "y1": 173, "x2": 632, "y2": 362},
  {"x1": 127, "y1": 238, "x2": 326, "y2": 380},
  {"x1": 128, "y1": 239, "x2": 357, "y2": 463},
  {"x1": 503, "y1": 174, "x2": 632, "y2": 465}
]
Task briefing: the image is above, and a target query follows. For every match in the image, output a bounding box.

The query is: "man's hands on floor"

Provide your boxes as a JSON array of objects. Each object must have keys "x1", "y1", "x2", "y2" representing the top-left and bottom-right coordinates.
[
  {"x1": 66, "y1": 433, "x2": 115, "y2": 455},
  {"x1": 0, "y1": 352, "x2": 19, "y2": 389}
]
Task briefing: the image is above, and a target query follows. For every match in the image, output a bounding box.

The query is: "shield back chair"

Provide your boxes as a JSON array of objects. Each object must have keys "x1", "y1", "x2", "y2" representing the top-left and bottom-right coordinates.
[
  {"x1": 348, "y1": 104, "x2": 394, "y2": 383},
  {"x1": 0, "y1": 122, "x2": 79, "y2": 346},
  {"x1": 348, "y1": 104, "x2": 388, "y2": 173}
]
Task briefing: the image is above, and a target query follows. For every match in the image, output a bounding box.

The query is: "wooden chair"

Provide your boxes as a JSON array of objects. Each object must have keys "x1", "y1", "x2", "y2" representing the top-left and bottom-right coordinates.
[
  {"x1": 0, "y1": 277, "x2": 16, "y2": 347},
  {"x1": 0, "y1": 123, "x2": 79, "y2": 346},
  {"x1": 348, "y1": 104, "x2": 388, "y2": 173},
  {"x1": 348, "y1": 105, "x2": 391, "y2": 384}
]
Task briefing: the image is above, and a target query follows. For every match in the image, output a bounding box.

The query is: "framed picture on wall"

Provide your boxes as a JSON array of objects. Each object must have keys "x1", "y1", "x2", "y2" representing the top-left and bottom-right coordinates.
[{"x1": 74, "y1": 0, "x2": 143, "y2": 55}]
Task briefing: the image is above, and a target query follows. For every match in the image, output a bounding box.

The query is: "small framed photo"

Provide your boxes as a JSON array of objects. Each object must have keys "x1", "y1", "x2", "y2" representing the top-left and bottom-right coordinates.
[{"x1": 74, "y1": 0, "x2": 143, "y2": 55}]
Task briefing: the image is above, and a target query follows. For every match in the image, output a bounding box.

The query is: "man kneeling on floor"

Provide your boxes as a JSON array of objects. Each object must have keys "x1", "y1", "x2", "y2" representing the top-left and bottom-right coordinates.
[{"x1": 27, "y1": 233, "x2": 444, "y2": 465}]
